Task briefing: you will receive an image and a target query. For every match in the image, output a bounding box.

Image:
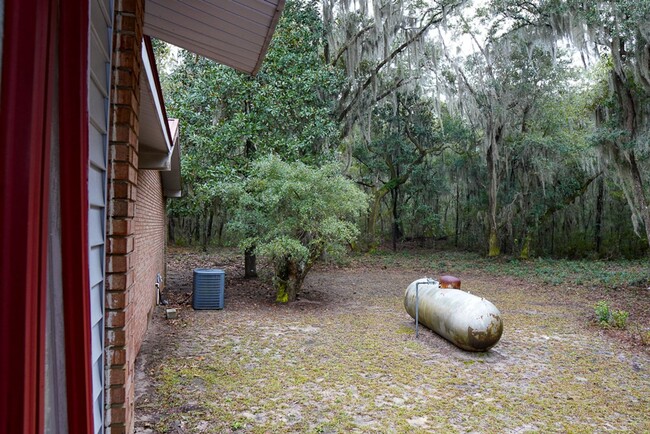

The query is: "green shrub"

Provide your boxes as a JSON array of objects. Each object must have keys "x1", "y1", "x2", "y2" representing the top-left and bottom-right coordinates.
[
  {"x1": 594, "y1": 300, "x2": 629, "y2": 329},
  {"x1": 594, "y1": 300, "x2": 611, "y2": 325},
  {"x1": 611, "y1": 310, "x2": 629, "y2": 329},
  {"x1": 229, "y1": 155, "x2": 368, "y2": 302}
]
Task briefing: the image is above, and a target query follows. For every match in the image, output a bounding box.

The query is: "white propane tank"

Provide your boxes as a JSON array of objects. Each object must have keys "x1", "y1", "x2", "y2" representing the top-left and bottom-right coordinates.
[{"x1": 404, "y1": 277, "x2": 503, "y2": 351}]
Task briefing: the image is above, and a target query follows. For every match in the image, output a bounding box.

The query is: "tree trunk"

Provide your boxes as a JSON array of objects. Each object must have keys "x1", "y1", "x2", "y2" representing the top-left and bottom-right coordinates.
[
  {"x1": 367, "y1": 193, "x2": 383, "y2": 247},
  {"x1": 275, "y1": 259, "x2": 306, "y2": 302},
  {"x1": 194, "y1": 218, "x2": 201, "y2": 245},
  {"x1": 608, "y1": 45, "x2": 650, "y2": 249},
  {"x1": 365, "y1": 148, "x2": 422, "y2": 249},
  {"x1": 368, "y1": 185, "x2": 393, "y2": 248},
  {"x1": 206, "y1": 210, "x2": 214, "y2": 240},
  {"x1": 244, "y1": 247, "x2": 258, "y2": 278},
  {"x1": 486, "y1": 133, "x2": 500, "y2": 257},
  {"x1": 629, "y1": 152, "x2": 650, "y2": 249},
  {"x1": 202, "y1": 210, "x2": 213, "y2": 252},
  {"x1": 391, "y1": 187, "x2": 401, "y2": 251},
  {"x1": 200, "y1": 216, "x2": 208, "y2": 252},
  {"x1": 520, "y1": 232, "x2": 532, "y2": 260},
  {"x1": 488, "y1": 229, "x2": 500, "y2": 257},
  {"x1": 274, "y1": 242, "x2": 324, "y2": 303},
  {"x1": 168, "y1": 217, "x2": 176, "y2": 244},
  {"x1": 519, "y1": 181, "x2": 534, "y2": 259},
  {"x1": 595, "y1": 176, "x2": 605, "y2": 256},
  {"x1": 217, "y1": 220, "x2": 225, "y2": 246},
  {"x1": 551, "y1": 214, "x2": 555, "y2": 256},
  {"x1": 455, "y1": 184, "x2": 460, "y2": 247}
]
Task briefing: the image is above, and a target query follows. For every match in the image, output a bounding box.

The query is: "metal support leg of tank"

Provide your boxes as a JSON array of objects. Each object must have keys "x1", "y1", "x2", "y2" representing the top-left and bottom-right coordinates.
[{"x1": 414, "y1": 278, "x2": 435, "y2": 339}]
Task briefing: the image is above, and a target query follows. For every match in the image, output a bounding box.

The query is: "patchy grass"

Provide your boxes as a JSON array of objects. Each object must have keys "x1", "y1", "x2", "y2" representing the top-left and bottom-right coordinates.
[{"x1": 135, "y1": 248, "x2": 650, "y2": 433}]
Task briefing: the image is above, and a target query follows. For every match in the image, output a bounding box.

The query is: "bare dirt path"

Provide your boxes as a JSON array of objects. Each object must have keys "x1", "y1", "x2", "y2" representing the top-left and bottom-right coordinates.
[{"x1": 135, "y1": 248, "x2": 650, "y2": 433}]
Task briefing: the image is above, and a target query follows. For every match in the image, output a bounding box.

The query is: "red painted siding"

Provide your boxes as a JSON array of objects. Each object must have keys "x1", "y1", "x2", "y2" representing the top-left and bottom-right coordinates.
[
  {"x1": 59, "y1": 0, "x2": 95, "y2": 431},
  {"x1": 0, "y1": 0, "x2": 55, "y2": 432}
]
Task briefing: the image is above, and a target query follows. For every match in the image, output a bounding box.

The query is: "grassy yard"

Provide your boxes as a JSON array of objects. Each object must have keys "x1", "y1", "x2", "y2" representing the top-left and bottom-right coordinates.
[{"x1": 135, "y1": 248, "x2": 650, "y2": 433}]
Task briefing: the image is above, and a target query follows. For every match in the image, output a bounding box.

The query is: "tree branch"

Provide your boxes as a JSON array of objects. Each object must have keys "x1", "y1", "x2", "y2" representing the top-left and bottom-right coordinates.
[
  {"x1": 540, "y1": 171, "x2": 603, "y2": 224},
  {"x1": 331, "y1": 24, "x2": 374, "y2": 67},
  {"x1": 337, "y1": 4, "x2": 462, "y2": 125}
]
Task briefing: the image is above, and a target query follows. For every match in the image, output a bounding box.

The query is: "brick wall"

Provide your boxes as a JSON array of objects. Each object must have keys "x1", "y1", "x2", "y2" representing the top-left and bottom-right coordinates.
[
  {"x1": 132, "y1": 169, "x2": 166, "y2": 359},
  {"x1": 105, "y1": 0, "x2": 145, "y2": 433}
]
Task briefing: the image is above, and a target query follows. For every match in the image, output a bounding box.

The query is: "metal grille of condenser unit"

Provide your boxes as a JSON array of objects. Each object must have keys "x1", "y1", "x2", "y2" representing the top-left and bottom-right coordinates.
[{"x1": 192, "y1": 268, "x2": 225, "y2": 309}]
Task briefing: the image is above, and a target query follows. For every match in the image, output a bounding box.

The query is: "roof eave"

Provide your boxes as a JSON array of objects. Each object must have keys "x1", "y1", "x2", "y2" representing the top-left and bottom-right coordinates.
[
  {"x1": 139, "y1": 36, "x2": 175, "y2": 170},
  {"x1": 143, "y1": 0, "x2": 286, "y2": 75},
  {"x1": 161, "y1": 119, "x2": 182, "y2": 198},
  {"x1": 251, "y1": 0, "x2": 286, "y2": 75}
]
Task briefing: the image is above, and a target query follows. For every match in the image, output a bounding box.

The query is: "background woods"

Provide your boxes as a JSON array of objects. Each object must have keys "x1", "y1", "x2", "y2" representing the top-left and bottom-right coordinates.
[{"x1": 156, "y1": 0, "x2": 649, "y2": 269}]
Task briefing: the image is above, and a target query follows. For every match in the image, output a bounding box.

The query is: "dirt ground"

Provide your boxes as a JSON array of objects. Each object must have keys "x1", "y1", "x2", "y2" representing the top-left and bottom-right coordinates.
[{"x1": 134, "y1": 247, "x2": 650, "y2": 433}]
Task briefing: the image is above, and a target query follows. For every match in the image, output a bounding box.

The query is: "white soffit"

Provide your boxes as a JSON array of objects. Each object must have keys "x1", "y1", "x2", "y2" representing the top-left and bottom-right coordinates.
[
  {"x1": 139, "y1": 38, "x2": 182, "y2": 197},
  {"x1": 162, "y1": 119, "x2": 182, "y2": 197},
  {"x1": 139, "y1": 38, "x2": 173, "y2": 170},
  {"x1": 144, "y1": 0, "x2": 286, "y2": 75}
]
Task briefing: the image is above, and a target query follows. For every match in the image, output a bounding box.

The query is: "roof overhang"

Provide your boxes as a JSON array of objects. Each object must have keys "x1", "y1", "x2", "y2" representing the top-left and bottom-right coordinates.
[
  {"x1": 139, "y1": 37, "x2": 182, "y2": 198},
  {"x1": 139, "y1": 37, "x2": 173, "y2": 171},
  {"x1": 162, "y1": 119, "x2": 182, "y2": 198},
  {"x1": 144, "y1": 0, "x2": 286, "y2": 75}
]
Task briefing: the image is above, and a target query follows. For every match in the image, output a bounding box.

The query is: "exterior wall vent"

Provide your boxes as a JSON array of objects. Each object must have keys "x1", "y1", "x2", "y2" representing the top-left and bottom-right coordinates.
[{"x1": 192, "y1": 269, "x2": 225, "y2": 310}]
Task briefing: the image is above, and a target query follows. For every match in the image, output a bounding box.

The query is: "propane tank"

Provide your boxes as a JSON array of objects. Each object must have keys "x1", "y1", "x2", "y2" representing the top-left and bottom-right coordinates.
[{"x1": 404, "y1": 277, "x2": 503, "y2": 351}]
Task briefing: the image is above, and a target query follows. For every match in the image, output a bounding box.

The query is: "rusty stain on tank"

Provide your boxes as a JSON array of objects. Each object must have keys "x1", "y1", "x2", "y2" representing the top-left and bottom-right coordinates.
[{"x1": 467, "y1": 315, "x2": 503, "y2": 351}]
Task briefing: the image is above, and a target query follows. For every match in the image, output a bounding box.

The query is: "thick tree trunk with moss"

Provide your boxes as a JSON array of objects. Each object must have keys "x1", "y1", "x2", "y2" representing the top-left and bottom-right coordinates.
[
  {"x1": 274, "y1": 260, "x2": 306, "y2": 303},
  {"x1": 606, "y1": 53, "x2": 650, "y2": 248},
  {"x1": 628, "y1": 154, "x2": 650, "y2": 248},
  {"x1": 486, "y1": 127, "x2": 501, "y2": 257},
  {"x1": 614, "y1": 37, "x2": 650, "y2": 246},
  {"x1": 274, "y1": 247, "x2": 321, "y2": 302},
  {"x1": 488, "y1": 230, "x2": 500, "y2": 257}
]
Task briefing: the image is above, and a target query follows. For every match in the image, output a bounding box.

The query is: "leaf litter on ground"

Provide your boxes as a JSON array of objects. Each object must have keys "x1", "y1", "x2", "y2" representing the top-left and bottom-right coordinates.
[{"x1": 135, "y1": 247, "x2": 650, "y2": 433}]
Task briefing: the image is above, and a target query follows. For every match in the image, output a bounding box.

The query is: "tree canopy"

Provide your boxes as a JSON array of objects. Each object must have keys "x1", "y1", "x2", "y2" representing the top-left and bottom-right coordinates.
[{"x1": 156, "y1": 0, "x2": 649, "y2": 299}]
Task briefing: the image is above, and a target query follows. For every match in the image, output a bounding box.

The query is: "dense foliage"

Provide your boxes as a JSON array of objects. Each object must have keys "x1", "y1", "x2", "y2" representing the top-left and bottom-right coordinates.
[
  {"x1": 228, "y1": 156, "x2": 367, "y2": 301},
  {"x1": 157, "y1": 0, "x2": 649, "y2": 297},
  {"x1": 162, "y1": 0, "x2": 342, "y2": 249}
]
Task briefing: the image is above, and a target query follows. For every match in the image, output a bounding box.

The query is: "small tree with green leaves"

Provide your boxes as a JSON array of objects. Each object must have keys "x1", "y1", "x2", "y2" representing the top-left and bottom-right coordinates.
[{"x1": 229, "y1": 155, "x2": 368, "y2": 302}]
